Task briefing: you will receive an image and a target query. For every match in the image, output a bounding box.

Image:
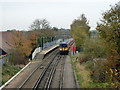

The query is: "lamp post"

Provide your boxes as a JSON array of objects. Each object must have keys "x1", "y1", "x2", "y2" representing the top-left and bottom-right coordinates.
[
  {"x1": 41, "y1": 37, "x2": 44, "y2": 50},
  {"x1": 51, "y1": 37, "x2": 52, "y2": 42},
  {"x1": 55, "y1": 36, "x2": 56, "y2": 43}
]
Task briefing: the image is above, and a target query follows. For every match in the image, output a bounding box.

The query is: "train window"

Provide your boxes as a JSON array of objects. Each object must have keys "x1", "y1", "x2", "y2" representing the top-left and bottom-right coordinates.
[{"x1": 59, "y1": 44, "x2": 68, "y2": 47}]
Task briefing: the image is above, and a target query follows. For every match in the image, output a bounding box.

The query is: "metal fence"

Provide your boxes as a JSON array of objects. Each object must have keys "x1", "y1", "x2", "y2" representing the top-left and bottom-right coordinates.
[{"x1": 32, "y1": 40, "x2": 58, "y2": 60}]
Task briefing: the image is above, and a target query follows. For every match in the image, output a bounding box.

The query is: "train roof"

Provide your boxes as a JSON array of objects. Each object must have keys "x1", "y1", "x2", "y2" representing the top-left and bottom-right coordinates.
[{"x1": 60, "y1": 42, "x2": 67, "y2": 44}]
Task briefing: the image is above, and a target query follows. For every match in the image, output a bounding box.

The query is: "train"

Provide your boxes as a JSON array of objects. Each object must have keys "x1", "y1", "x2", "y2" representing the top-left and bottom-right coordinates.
[
  {"x1": 59, "y1": 39, "x2": 74, "y2": 55},
  {"x1": 59, "y1": 42, "x2": 69, "y2": 55}
]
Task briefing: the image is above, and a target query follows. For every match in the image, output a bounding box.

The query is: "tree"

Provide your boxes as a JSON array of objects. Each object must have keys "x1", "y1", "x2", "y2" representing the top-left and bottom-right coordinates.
[
  {"x1": 9, "y1": 49, "x2": 27, "y2": 65},
  {"x1": 29, "y1": 19, "x2": 51, "y2": 31},
  {"x1": 71, "y1": 14, "x2": 90, "y2": 34},
  {"x1": 10, "y1": 31, "x2": 32, "y2": 58},
  {"x1": 83, "y1": 37, "x2": 106, "y2": 58},
  {"x1": 29, "y1": 19, "x2": 55, "y2": 44},
  {"x1": 40, "y1": 19, "x2": 51, "y2": 30},
  {"x1": 71, "y1": 26, "x2": 88, "y2": 48},
  {"x1": 96, "y1": 3, "x2": 120, "y2": 87},
  {"x1": 70, "y1": 14, "x2": 90, "y2": 51},
  {"x1": 30, "y1": 19, "x2": 41, "y2": 30},
  {"x1": 52, "y1": 27, "x2": 59, "y2": 31},
  {"x1": 28, "y1": 31, "x2": 39, "y2": 48}
]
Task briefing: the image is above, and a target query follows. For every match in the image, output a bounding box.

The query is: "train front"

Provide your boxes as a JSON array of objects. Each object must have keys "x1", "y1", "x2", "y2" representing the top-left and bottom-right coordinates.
[{"x1": 59, "y1": 42, "x2": 68, "y2": 55}]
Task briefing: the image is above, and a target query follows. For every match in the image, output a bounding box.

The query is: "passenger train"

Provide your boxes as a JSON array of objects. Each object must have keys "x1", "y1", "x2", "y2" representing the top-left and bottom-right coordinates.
[
  {"x1": 59, "y1": 39, "x2": 74, "y2": 55},
  {"x1": 59, "y1": 42, "x2": 69, "y2": 55}
]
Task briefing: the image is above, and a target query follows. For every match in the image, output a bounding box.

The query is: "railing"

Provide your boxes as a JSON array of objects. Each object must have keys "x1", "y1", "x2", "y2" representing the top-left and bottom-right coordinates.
[
  {"x1": 43, "y1": 40, "x2": 57, "y2": 49},
  {"x1": 32, "y1": 40, "x2": 58, "y2": 60},
  {"x1": 32, "y1": 47, "x2": 42, "y2": 60}
]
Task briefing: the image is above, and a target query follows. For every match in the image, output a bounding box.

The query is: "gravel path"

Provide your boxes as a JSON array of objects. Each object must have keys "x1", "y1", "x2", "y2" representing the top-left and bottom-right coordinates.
[{"x1": 63, "y1": 55, "x2": 76, "y2": 88}]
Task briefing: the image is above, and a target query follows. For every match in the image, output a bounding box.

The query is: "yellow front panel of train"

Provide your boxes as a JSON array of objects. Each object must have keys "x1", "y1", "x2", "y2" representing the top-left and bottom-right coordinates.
[{"x1": 63, "y1": 48, "x2": 64, "y2": 51}]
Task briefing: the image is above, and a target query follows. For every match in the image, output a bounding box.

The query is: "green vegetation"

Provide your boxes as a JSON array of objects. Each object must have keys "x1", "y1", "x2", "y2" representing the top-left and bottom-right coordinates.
[
  {"x1": 82, "y1": 60, "x2": 110, "y2": 88},
  {"x1": 70, "y1": 14, "x2": 90, "y2": 51},
  {"x1": 96, "y1": 3, "x2": 120, "y2": 87},
  {"x1": 83, "y1": 37, "x2": 106, "y2": 59},
  {"x1": 2, "y1": 64, "x2": 21, "y2": 84},
  {"x1": 70, "y1": 2, "x2": 120, "y2": 88},
  {"x1": 74, "y1": 64, "x2": 84, "y2": 87},
  {"x1": 9, "y1": 49, "x2": 28, "y2": 65},
  {"x1": 71, "y1": 56, "x2": 110, "y2": 88}
]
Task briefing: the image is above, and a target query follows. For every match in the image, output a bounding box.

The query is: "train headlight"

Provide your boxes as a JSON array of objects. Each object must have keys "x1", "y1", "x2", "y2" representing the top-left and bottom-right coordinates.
[
  {"x1": 65, "y1": 48, "x2": 68, "y2": 50},
  {"x1": 59, "y1": 48, "x2": 62, "y2": 51}
]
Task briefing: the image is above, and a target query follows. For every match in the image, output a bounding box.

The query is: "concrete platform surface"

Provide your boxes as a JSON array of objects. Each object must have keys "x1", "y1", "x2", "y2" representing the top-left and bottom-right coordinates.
[
  {"x1": 40, "y1": 44, "x2": 59, "y2": 54},
  {"x1": 63, "y1": 56, "x2": 76, "y2": 88},
  {"x1": 35, "y1": 44, "x2": 59, "y2": 60}
]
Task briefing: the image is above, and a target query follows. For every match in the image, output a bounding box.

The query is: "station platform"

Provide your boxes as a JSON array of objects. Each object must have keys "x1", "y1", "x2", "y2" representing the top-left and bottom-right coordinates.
[
  {"x1": 40, "y1": 44, "x2": 59, "y2": 54},
  {"x1": 35, "y1": 44, "x2": 59, "y2": 60}
]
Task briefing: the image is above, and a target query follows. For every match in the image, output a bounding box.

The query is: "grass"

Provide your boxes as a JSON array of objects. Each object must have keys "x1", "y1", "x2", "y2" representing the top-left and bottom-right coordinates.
[
  {"x1": 74, "y1": 64, "x2": 84, "y2": 86},
  {"x1": 2, "y1": 64, "x2": 21, "y2": 84},
  {"x1": 69, "y1": 54, "x2": 77, "y2": 63},
  {"x1": 78, "y1": 60, "x2": 110, "y2": 88},
  {"x1": 69, "y1": 53, "x2": 110, "y2": 88},
  {"x1": 76, "y1": 62, "x2": 92, "y2": 88}
]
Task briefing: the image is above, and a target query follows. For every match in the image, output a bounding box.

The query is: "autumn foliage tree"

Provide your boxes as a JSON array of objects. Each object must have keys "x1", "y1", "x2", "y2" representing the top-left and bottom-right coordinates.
[
  {"x1": 28, "y1": 31, "x2": 39, "y2": 49},
  {"x1": 9, "y1": 31, "x2": 32, "y2": 64},
  {"x1": 96, "y1": 3, "x2": 120, "y2": 87}
]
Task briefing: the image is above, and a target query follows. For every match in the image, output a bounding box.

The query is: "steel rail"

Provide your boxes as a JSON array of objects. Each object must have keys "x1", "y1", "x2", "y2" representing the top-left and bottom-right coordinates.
[
  {"x1": 60, "y1": 55, "x2": 65, "y2": 90},
  {"x1": 18, "y1": 49, "x2": 58, "y2": 89},
  {"x1": 44, "y1": 55, "x2": 62, "y2": 90},
  {"x1": 33, "y1": 52, "x2": 59, "y2": 90}
]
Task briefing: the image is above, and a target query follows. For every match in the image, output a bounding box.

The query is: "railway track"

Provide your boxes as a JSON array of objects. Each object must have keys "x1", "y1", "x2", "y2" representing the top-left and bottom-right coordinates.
[
  {"x1": 45, "y1": 55, "x2": 66, "y2": 89},
  {"x1": 33, "y1": 54, "x2": 66, "y2": 89},
  {"x1": 19, "y1": 41, "x2": 74, "y2": 89},
  {"x1": 18, "y1": 49, "x2": 59, "y2": 89},
  {"x1": 33, "y1": 53, "x2": 59, "y2": 89},
  {"x1": 50, "y1": 55, "x2": 66, "y2": 89}
]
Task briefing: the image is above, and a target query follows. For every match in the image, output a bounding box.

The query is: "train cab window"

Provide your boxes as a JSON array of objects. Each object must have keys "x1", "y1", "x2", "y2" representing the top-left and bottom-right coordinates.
[{"x1": 59, "y1": 44, "x2": 68, "y2": 47}]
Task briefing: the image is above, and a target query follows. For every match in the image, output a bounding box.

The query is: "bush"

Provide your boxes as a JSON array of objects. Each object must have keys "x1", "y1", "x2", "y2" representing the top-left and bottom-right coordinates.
[
  {"x1": 2, "y1": 64, "x2": 20, "y2": 84},
  {"x1": 81, "y1": 59, "x2": 106, "y2": 83},
  {"x1": 78, "y1": 53, "x2": 91, "y2": 64},
  {"x1": 9, "y1": 49, "x2": 28, "y2": 65},
  {"x1": 83, "y1": 37, "x2": 106, "y2": 59},
  {"x1": 90, "y1": 60, "x2": 106, "y2": 83}
]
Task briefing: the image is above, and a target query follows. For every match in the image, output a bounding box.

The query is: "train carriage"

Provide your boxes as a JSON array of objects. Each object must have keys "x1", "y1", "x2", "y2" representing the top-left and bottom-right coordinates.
[{"x1": 59, "y1": 42, "x2": 68, "y2": 55}]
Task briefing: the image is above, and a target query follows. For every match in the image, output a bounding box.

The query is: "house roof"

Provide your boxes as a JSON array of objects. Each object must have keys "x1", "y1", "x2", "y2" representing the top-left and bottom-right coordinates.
[{"x1": 0, "y1": 32, "x2": 13, "y2": 53}]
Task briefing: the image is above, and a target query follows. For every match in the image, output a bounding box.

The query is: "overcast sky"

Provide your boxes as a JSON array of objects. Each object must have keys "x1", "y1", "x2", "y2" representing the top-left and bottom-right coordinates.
[{"x1": 0, "y1": 0, "x2": 120, "y2": 31}]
